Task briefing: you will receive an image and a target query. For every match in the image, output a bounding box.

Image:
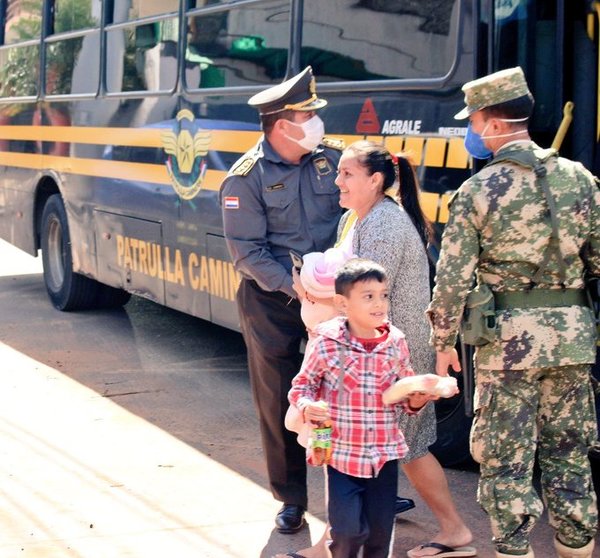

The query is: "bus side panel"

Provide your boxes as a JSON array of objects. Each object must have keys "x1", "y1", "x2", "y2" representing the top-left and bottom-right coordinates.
[
  {"x1": 94, "y1": 209, "x2": 165, "y2": 305},
  {"x1": 0, "y1": 166, "x2": 40, "y2": 256},
  {"x1": 206, "y1": 233, "x2": 240, "y2": 331}
]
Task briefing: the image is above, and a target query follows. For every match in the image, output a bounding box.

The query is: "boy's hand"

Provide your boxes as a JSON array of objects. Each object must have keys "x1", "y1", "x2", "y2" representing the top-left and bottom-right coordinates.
[
  {"x1": 303, "y1": 400, "x2": 331, "y2": 424},
  {"x1": 406, "y1": 376, "x2": 439, "y2": 409},
  {"x1": 406, "y1": 391, "x2": 438, "y2": 410}
]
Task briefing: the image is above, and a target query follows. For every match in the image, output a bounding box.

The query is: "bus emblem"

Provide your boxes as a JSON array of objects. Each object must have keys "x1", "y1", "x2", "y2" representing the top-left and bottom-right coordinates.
[{"x1": 161, "y1": 109, "x2": 212, "y2": 200}]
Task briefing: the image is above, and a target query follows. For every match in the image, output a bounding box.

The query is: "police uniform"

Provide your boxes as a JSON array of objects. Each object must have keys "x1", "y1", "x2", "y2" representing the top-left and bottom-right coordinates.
[
  {"x1": 427, "y1": 68, "x2": 599, "y2": 557},
  {"x1": 220, "y1": 67, "x2": 343, "y2": 524}
]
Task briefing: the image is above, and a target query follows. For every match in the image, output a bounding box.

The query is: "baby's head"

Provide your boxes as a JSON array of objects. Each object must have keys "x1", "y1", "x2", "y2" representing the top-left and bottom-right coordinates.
[
  {"x1": 301, "y1": 247, "x2": 349, "y2": 298},
  {"x1": 334, "y1": 259, "x2": 389, "y2": 331}
]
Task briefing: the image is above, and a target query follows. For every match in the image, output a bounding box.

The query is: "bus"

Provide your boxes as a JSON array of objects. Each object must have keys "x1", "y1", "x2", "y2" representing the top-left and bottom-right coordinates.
[{"x1": 0, "y1": 0, "x2": 598, "y2": 468}]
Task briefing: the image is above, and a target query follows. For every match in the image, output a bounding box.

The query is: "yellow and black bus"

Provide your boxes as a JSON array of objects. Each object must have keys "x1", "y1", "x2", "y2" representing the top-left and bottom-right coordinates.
[{"x1": 0, "y1": 0, "x2": 599, "y2": 465}]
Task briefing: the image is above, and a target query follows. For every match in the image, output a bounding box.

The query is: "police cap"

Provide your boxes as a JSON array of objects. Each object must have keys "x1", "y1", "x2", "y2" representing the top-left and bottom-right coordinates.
[
  {"x1": 454, "y1": 66, "x2": 532, "y2": 119},
  {"x1": 248, "y1": 66, "x2": 327, "y2": 115}
]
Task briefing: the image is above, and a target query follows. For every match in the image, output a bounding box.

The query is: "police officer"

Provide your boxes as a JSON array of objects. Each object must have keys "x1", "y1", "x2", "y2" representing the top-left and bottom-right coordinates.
[
  {"x1": 220, "y1": 67, "x2": 343, "y2": 533},
  {"x1": 427, "y1": 67, "x2": 599, "y2": 558}
]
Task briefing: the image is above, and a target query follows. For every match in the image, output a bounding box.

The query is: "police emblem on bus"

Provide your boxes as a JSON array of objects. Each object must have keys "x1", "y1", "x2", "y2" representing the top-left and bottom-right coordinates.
[{"x1": 161, "y1": 109, "x2": 212, "y2": 200}]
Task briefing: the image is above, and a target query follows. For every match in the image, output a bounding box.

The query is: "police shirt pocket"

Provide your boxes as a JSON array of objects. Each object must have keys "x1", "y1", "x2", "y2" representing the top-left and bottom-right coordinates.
[
  {"x1": 469, "y1": 382, "x2": 497, "y2": 464},
  {"x1": 264, "y1": 188, "x2": 298, "y2": 232}
]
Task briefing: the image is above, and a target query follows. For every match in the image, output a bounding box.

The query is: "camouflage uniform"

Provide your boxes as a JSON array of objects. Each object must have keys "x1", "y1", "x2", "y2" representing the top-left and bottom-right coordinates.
[{"x1": 428, "y1": 68, "x2": 599, "y2": 555}]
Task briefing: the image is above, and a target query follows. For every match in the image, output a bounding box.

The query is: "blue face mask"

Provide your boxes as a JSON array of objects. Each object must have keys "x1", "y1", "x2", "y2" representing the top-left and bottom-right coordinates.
[{"x1": 464, "y1": 123, "x2": 493, "y2": 160}]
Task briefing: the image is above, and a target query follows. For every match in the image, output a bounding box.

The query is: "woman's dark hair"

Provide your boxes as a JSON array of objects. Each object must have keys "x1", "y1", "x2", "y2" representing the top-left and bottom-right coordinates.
[{"x1": 345, "y1": 140, "x2": 433, "y2": 247}]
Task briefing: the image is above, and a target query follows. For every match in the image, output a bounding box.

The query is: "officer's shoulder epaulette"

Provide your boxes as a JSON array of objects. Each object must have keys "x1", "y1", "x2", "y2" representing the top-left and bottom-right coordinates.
[
  {"x1": 231, "y1": 151, "x2": 261, "y2": 176},
  {"x1": 322, "y1": 136, "x2": 345, "y2": 151}
]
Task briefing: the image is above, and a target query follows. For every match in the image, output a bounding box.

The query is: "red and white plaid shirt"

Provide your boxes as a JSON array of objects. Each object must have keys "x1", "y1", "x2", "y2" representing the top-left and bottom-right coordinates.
[{"x1": 289, "y1": 317, "x2": 419, "y2": 478}]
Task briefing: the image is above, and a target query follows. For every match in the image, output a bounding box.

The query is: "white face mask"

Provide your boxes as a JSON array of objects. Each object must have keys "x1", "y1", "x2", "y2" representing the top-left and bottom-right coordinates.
[{"x1": 284, "y1": 115, "x2": 325, "y2": 151}]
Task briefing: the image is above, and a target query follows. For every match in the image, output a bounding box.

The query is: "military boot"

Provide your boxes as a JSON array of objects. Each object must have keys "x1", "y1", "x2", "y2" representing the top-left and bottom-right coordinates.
[
  {"x1": 553, "y1": 537, "x2": 595, "y2": 558},
  {"x1": 495, "y1": 549, "x2": 534, "y2": 558}
]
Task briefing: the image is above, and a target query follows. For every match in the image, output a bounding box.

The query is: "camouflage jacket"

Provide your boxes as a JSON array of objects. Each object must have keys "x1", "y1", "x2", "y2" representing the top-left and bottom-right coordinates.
[{"x1": 427, "y1": 141, "x2": 600, "y2": 369}]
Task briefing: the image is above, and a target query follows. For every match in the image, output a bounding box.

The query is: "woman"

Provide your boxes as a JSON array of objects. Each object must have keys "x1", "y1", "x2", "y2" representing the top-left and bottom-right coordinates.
[{"x1": 278, "y1": 141, "x2": 474, "y2": 558}]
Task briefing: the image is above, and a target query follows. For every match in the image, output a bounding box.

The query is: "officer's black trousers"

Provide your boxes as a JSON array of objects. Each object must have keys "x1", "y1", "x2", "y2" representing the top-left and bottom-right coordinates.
[{"x1": 237, "y1": 279, "x2": 308, "y2": 508}]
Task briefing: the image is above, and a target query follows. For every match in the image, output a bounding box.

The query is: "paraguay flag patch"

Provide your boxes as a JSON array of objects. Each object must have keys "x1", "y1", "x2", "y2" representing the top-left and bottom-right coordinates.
[{"x1": 224, "y1": 196, "x2": 240, "y2": 209}]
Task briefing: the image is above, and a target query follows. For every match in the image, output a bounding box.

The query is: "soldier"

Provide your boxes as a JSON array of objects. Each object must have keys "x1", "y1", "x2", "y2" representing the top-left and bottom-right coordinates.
[
  {"x1": 427, "y1": 67, "x2": 599, "y2": 558},
  {"x1": 220, "y1": 67, "x2": 343, "y2": 533}
]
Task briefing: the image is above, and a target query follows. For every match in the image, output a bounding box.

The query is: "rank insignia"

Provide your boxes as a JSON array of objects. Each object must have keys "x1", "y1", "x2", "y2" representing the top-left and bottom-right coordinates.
[{"x1": 314, "y1": 157, "x2": 332, "y2": 176}]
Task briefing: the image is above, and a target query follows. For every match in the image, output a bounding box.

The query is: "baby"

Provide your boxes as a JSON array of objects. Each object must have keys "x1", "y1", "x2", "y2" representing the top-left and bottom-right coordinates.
[{"x1": 298, "y1": 246, "x2": 351, "y2": 334}]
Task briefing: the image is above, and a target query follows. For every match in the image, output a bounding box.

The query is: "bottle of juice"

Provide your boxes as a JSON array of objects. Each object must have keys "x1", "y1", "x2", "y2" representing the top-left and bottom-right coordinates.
[
  {"x1": 310, "y1": 419, "x2": 332, "y2": 465},
  {"x1": 308, "y1": 401, "x2": 332, "y2": 465}
]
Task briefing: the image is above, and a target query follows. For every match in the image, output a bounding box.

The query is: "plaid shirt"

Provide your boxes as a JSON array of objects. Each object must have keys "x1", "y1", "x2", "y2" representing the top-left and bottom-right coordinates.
[{"x1": 289, "y1": 317, "x2": 418, "y2": 478}]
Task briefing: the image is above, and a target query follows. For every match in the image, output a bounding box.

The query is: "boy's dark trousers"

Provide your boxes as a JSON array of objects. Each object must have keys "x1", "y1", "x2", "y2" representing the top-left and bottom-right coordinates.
[{"x1": 327, "y1": 460, "x2": 398, "y2": 558}]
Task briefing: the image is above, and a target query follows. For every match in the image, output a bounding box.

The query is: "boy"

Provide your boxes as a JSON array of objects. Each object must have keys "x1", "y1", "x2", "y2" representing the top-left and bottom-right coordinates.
[{"x1": 288, "y1": 258, "x2": 437, "y2": 558}]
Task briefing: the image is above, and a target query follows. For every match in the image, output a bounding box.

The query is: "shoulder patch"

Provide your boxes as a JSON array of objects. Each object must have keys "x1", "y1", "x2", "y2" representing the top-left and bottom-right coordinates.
[
  {"x1": 322, "y1": 136, "x2": 345, "y2": 151},
  {"x1": 231, "y1": 156, "x2": 258, "y2": 176}
]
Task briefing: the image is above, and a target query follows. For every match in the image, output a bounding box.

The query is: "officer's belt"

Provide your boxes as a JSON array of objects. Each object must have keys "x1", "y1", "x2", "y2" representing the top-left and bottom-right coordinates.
[{"x1": 495, "y1": 288, "x2": 587, "y2": 310}]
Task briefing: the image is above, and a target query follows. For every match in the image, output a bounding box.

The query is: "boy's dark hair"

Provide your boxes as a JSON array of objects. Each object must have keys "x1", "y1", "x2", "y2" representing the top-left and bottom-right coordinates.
[{"x1": 334, "y1": 258, "x2": 387, "y2": 296}]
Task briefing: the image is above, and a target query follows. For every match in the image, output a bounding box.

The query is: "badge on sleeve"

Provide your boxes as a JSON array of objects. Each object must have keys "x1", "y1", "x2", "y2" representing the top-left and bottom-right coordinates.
[
  {"x1": 314, "y1": 157, "x2": 332, "y2": 176},
  {"x1": 223, "y1": 196, "x2": 240, "y2": 209}
]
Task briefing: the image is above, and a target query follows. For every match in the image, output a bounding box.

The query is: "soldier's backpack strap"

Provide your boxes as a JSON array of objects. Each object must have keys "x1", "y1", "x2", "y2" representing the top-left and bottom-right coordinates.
[{"x1": 487, "y1": 148, "x2": 567, "y2": 286}]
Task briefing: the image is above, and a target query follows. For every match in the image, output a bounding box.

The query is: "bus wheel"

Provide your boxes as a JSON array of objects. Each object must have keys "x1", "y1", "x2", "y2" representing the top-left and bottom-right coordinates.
[
  {"x1": 95, "y1": 283, "x2": 131, "y2": 308},
  {"x1": 41, "y1": 195, "x2": 99, "y2": 310}
]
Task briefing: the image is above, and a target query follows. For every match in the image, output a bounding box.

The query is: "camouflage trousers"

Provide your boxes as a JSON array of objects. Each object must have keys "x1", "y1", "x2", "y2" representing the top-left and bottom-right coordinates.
[{"x1": 470, "y1": 364, "x2": 598, "y2": 554}]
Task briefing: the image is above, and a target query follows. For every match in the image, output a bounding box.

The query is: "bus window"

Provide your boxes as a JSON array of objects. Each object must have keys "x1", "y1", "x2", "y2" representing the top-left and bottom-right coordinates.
[
  {"x1": 106, "y1": 2, "x2": 179, "y2": 94},
  {"x1": 45, "y1": 0, "x2": 101, "y2": 95},
  {"x1": 301, "y1": 0, "x2": 460, "y2": 81},
  {"x1": 53, "y1": 0, "x2": 100, "y2": 32},
  {"x1": 113, "y1": 0, "x2": 179, "y2": 22},
  {"x1": 5, "y1": 0, "x2": 42, "y2": 43},
  {"x1": 0, "y1": 0, "x2": 42, "y2": 98},
  {"x1": 183, "y1": 0, "x2": 290, "y2": 90}
]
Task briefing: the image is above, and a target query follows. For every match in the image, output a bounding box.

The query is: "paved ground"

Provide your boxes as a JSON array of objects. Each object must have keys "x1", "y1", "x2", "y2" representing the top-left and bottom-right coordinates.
[{"x1": 0, "y1": 240, "x2": 598, "y2": 557}]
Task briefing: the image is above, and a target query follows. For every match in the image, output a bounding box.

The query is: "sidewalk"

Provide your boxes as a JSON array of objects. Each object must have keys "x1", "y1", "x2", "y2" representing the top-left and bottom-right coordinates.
[{"x1": 0, "y1": 342, "x2": 325, "y2": 557}]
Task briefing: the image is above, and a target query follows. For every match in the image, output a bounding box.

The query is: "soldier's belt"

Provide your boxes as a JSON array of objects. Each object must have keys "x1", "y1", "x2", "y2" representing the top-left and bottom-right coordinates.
[{"x1": 495, "y1": 288, "x2": 587, "y2": 310}]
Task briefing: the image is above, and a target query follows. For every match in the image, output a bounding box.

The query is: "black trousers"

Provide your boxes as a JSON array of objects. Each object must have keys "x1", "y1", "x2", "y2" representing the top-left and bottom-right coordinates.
[
  {"x1": 236, "y1": 279, "x2": 308, "y2": 507},
  {"x1": 327, "y1": 460, "x2": 398, "y2": 558}
]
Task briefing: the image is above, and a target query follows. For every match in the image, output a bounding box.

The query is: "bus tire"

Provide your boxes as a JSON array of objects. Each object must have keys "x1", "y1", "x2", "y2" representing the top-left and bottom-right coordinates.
[
  {"x1": 95, "y1": 283, "x2": 131, "y2": 309},
  {"x1": 41, "y1": 194, "x2": 99, "y2": 311}
]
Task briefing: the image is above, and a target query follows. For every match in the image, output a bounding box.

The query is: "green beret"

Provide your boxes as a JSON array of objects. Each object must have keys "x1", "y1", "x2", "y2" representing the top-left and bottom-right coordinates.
[
  {"x1": 454, "y1": 66, "x2": 532, "y2": 119},
  {"x1": 248, "y1": 66, "x2": 327, "y2": 115}
]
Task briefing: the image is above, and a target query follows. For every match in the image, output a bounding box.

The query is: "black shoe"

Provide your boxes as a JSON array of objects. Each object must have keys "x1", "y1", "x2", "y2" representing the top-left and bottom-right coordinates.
[
  {"x1": 275, "y1": 504, "x2": 306, "y2": 534},
  {"x1": 395, "y1": 496, "x2": 415, "y2": 515}
]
